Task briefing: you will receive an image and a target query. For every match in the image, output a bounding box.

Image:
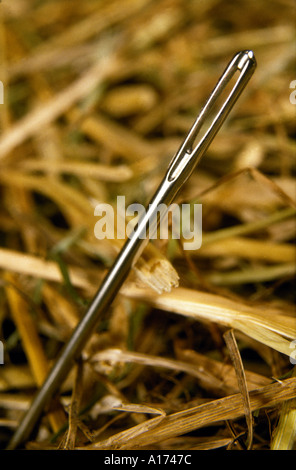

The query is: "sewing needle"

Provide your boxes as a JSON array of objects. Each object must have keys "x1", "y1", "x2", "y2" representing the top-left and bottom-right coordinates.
[{"x1": 7, "y1": 50, "x2": 256, "y2": 450}]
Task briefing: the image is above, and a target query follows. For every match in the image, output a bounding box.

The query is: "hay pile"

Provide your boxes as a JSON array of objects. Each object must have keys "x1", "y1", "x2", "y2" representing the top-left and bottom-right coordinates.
[{"x1": 0, "y1": 0, "x2": 295, "y2": 450}]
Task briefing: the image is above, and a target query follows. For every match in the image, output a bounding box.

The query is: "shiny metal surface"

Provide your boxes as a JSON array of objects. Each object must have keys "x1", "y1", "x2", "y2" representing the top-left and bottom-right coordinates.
[{"x1": 7, "y1": 50, "x2": 256, "y2": 450}]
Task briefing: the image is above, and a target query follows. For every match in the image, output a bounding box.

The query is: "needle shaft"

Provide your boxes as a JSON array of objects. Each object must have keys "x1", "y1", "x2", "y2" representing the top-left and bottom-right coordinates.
[{"x1": 7, "y1": 50, "x2": 256, "y2": 450}]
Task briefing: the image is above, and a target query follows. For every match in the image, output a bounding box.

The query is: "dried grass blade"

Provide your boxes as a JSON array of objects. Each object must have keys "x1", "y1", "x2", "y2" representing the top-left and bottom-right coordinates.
[
  {"x1": 62, "y1": 361, "x2": 83, "y2": 450},
  {"x1": 201, "y1": 207, "x2": 296, "y2": 246},
  {"x1": 208, "y1": 262, "x2": 295, "y2": 285},
  {"x1": 0, "y1": 249, "x2": 294, "y2": 355},
  {"x1": 113, "y1": 403, "x2": 166, "y2": 416},
  {"x1": 4, "y1": 275, "x2": 47, "y2": 382},
  {"x1": 0, "y1": 394, "x2": 31, "y2": 412},
  {"x1": 91, "y1": 347, "x2": 270, "y2": 397},
  {"x1": 124, "y1": 286, "x2": 296, "y2": 356},
  {"x1": 68, "y1": 109, "x2": 155, "y2": 163},
  {"x1": 88, "y1": 415, "x2": 165, "y2": 450},
  {"x1": 0, "y1": 244, "x2": 178, "y2": 295},
  {"x1": 223, "y1": 329, "x2": 253, "y2": 449},
  {"x1": 176, "y1": 348, "x2": 270, "y2": 395},
  {"x1": 19, "y1": 159, "x2": 133, "y2": 182},
  {"x1": 91, "y1": 348, "x2": 225, "y2": 390},
  {"x1": 270, "y1": 369, "x2": 296, "y2": 450},
  {"x1": 0, "y1": 248, "x2": 96, "y2": 291},
  {"x1": 183, "y1": 437, "x2": 233, "y2": 450},
  {"x1": 0, "y1": 365, "x2": 34, "y2": 392},
  {"x1": 197, "y1": 236, "x2": 296, "y2": 263},
  {"x1": 4, "y1": 273, "x2": 66, "y2": 432},
  {"x1": 0, "y1": 50, "x2": 116, "y2": 160},
  {"x1": 89, "y1": 378, "x2": 296, "y2": 449}
]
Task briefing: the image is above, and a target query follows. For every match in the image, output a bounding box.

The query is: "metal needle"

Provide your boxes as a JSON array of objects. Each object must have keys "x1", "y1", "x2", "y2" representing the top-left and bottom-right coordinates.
[{"x1": 7, "y1": 50, "x2": 256, "y2": 450}]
